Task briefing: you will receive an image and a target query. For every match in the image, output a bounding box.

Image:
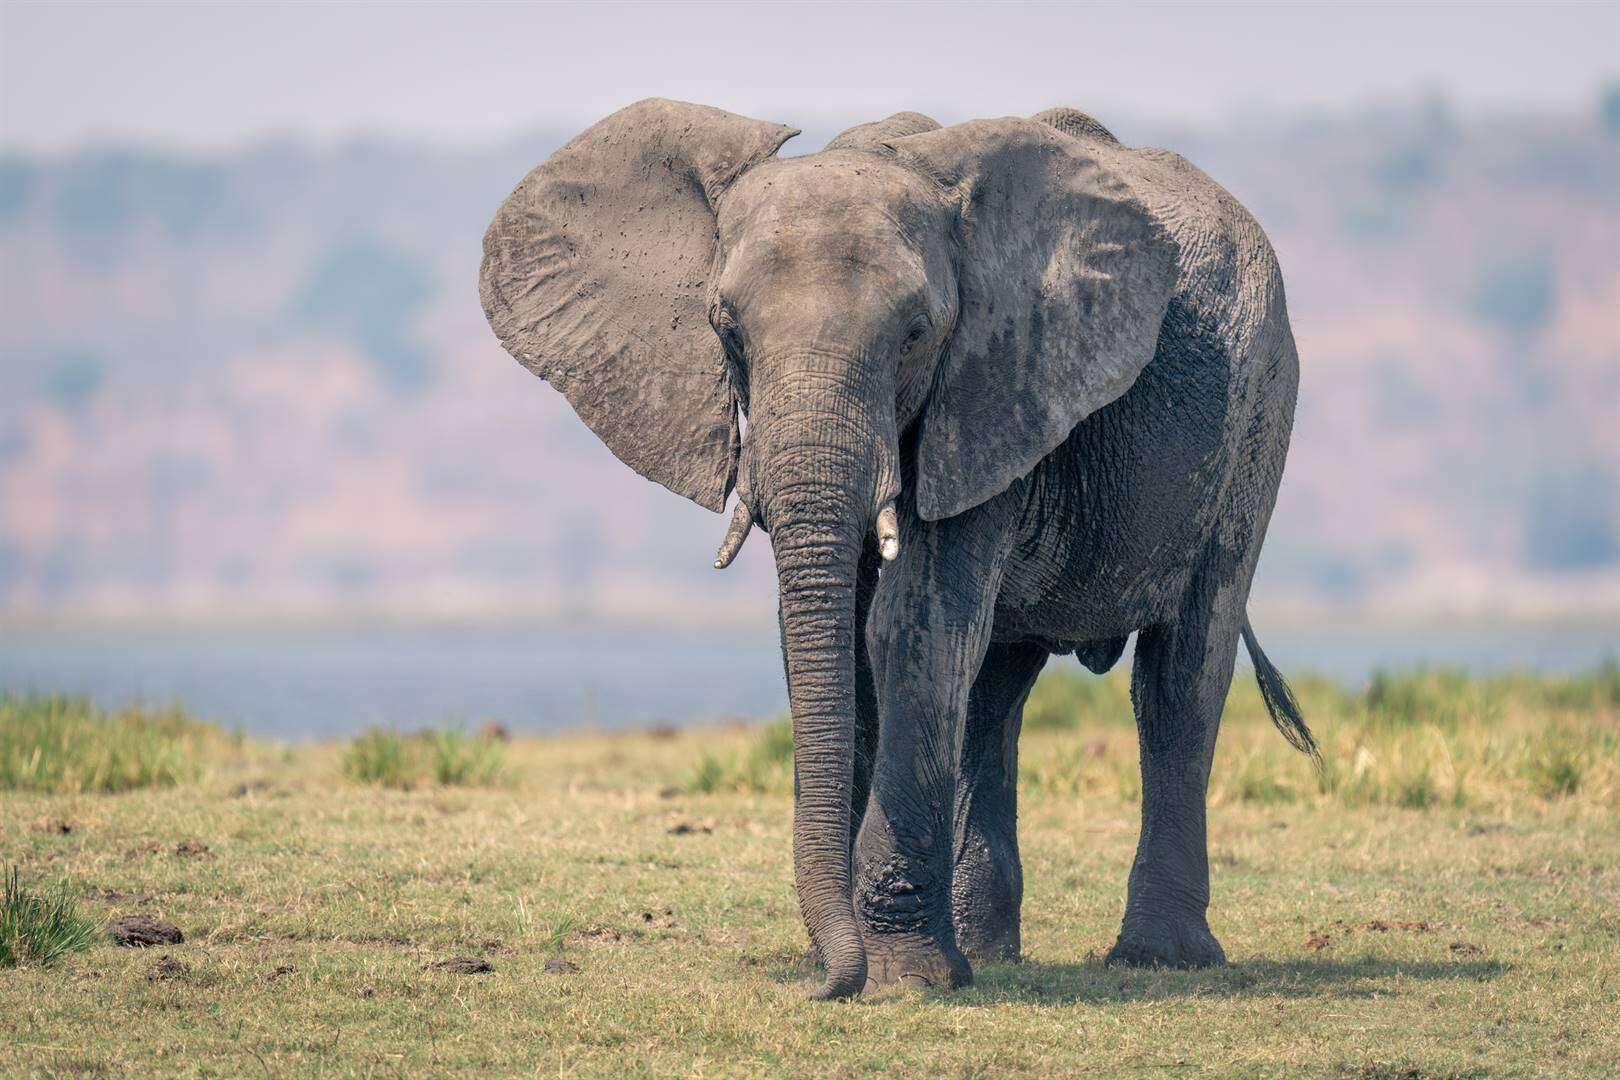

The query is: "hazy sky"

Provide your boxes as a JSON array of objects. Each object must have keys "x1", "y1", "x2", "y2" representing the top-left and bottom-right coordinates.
[{"x1": 3, "y1": 1, "x2": 1618, "y2": 152}]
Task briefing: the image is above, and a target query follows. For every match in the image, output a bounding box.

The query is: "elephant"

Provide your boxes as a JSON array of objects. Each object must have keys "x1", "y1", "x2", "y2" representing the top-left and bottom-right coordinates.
[{"x1": 480, "y1": 99, "x2": 1317, "y2": 999}]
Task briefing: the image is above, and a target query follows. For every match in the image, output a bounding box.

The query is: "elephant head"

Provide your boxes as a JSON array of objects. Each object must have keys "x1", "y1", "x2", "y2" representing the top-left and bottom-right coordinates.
[{"x1": 481, "y1": 99, "x2": 1179, "y2": 998}]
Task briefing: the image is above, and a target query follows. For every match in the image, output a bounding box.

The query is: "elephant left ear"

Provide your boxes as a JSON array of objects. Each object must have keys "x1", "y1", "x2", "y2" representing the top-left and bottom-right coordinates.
[{"x1": 888, "y1": 118, "x2": 1179, "y2": 520}]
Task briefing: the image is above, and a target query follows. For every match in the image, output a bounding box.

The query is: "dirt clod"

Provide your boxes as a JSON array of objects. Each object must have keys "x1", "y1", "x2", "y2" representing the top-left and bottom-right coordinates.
[
  {"x1": 657, "y1": 786, "x2": 683, "y2": 800},
  {"x1": 173, "y1": 839, "x2": 213, "y2": 858},
  {"x1": 640, "y1": 908, "x2": 677, "y2": 929},
  {"x1": 424, "y1": 956, "x2": 493, "y2": 974},
  {"x1": 1359, "y1": 919, "x2": 1431, "y2": 933},
  {"x1": 1450, "y1": 941, "x2": 1483, "y2": 955},
  {"x1": 544, "y1": 955, "x2": 581, "y2": 974},
  {"x1": 666, "y1": 821, "x2": 712, "y2": 835},
  {"x1": 146, "y1": 955, "x2": 190, "y2": 981},
  {"x1": 1306, "y1": 932, "x2": 1333, "y2": 951},
  {"x1": 109, "y1": 914, "x2": 184, "y2": 947}
]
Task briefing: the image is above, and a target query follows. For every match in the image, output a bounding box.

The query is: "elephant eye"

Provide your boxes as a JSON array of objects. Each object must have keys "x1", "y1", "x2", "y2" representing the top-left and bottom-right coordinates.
[
  {"x1": 903, "y1": 316, "x2": 930, "y2": 347},
  {"x1": 710, "y1": 308, "x2": 743, "y2": 354}
]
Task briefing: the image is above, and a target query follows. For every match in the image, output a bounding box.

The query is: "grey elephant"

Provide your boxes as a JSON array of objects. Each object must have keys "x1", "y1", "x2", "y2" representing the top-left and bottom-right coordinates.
[{"x1": 481, "y1": 99, "x2": 1316, "y2": 999}]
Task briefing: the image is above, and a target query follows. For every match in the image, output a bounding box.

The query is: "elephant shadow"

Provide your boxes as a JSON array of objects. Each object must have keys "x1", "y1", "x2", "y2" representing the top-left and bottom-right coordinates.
[{"x1": 955, "y1": 954, "x2": 1509, "y2": 1006}]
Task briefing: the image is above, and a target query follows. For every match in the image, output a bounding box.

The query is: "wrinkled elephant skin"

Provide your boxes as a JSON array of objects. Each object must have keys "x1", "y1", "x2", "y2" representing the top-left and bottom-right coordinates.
[{"x1": 480, "y1": 100, "x2": 1317, "y2": 998}]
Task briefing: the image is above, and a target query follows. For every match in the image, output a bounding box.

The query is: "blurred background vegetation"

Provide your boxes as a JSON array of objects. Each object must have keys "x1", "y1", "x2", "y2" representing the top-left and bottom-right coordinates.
[{"x1": 1, "y1": 3, "x2": 1615, "y2": 738}]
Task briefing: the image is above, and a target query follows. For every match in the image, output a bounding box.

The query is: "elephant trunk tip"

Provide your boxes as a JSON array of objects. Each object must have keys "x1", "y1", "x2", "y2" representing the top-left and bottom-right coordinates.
[
  {"x1": 713, "y1": 500, "x2": 753, "y2": 569},
  {"x1": 876, "y1": 504, "x2": 900, "y2": 562}
]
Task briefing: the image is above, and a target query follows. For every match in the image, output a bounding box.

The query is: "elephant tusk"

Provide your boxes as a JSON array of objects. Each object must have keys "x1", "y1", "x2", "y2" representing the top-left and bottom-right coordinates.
[
  {"x1": 876, "y1": 505, "x2": 900, "y2": 561},
  {"x1": 713, "y1": 500, "x2": 753, "y2": 569}
]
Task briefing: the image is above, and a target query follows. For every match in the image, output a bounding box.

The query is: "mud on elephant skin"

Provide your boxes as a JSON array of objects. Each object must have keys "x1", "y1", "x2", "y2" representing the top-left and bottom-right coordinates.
[{"x1": 481, "y1": 99, "x2": 1317, "y2": 998}]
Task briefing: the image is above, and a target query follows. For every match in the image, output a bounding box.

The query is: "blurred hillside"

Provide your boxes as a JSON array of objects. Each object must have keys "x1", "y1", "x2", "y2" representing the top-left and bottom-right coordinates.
[{"x1": 1, "y1": 95, "x2": 1617, "y2": 625}]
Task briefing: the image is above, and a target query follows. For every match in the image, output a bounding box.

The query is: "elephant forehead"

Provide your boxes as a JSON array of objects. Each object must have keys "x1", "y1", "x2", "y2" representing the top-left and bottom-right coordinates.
[{"x1": 719, "y1": 154, "x2": 945, "y2": 243}]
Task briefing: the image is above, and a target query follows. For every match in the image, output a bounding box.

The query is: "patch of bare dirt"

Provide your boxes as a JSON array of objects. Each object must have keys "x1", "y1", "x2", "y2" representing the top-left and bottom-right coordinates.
[
  {"x1": 109, "y1": 914, "x2": 184, "y2": 947},
  {"x1": 666, "y1": 820, "x2": 713, "y2": 835},
  {"x1": 423, "y1": 956, "x2": 493, "y2": 974},
  {"x1": 640, "y1": 907, "x2": 678, "y2": 930},
  {"x1": 146, "y1": 955, "x2": 190, "y2": 981},
  {"x1": 1304, "y1": 918, "x2": 1435, "y2": 950}
]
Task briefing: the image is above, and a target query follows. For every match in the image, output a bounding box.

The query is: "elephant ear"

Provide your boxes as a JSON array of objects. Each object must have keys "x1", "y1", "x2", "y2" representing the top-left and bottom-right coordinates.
[
  {"x1": 480, "y1": 98, "x2": 799, "y2": 512},
  {"x1": 888, "y1": 118, "x2": 1179, "y2": 520},
  {"x1": 824, "y1": 111, "x2": 940, "y2": 152}
]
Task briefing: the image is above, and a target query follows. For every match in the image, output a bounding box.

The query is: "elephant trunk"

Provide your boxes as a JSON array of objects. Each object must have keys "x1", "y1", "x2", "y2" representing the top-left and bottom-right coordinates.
[
  {"x1": 751, "y1": 368, "x2": 893, "y2": 1000},
  {"x1": 773, "y1": 503, "x2": 866, "y2": 999}
]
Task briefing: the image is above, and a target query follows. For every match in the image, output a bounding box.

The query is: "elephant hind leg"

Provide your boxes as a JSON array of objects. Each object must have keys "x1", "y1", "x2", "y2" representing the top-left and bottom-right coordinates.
[
  {"x1": 951, "y1": 640, "x2": 1049, "y2": 962},
  {"x1": 1107, "y1": 568, "x2": 1247, "y2": 970}
]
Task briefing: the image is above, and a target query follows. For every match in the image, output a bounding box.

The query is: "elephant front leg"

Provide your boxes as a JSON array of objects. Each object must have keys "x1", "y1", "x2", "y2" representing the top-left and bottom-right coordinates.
[
  {"x1": 1108, "y1": 583, "x2": 1243, "y2": 970},
  {"x1": 951, "y1": 641, "x2": 1048, "y2": 962},
  {"x1": 855, "y1": 506, "x2": 1013, "y2": 991}
]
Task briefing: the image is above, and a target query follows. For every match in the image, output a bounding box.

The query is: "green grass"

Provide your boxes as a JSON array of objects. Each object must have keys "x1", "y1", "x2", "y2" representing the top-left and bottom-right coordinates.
[
  {"x1": 342, "y1": 728, "x2": 506, "y2": 789},
  {"x1": 1, "y1": 666, "x2": 1617, "y2": 1074},
  {"x1": 684, "y1": 717, "x2": 792, "y2": 794},
  {"x1": 0, "y1": 694, "x2": 233, "y2": 794},
  {"x1": 0, "y1": 867, "x2": 98, "y2": 969}
]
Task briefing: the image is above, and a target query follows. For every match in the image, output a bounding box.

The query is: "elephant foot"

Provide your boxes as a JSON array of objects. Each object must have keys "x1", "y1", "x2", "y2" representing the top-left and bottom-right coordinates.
[
  {"x1": 862, "y1": 937, "x2": 972, "y2": 992},
  {"x1": 951, "y1": 836, "x2": 1022, "y2": 963},
  {"x1": 955, "y1": 919, "x2": 1020, "y2": 964},
  {"x1": 1106, "y1": 914, "x2": 1226, "y2": 970}
]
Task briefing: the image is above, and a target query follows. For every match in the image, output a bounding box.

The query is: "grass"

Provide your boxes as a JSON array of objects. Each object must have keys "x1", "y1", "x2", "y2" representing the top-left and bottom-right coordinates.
[
  {"x1": 0, "y1": 694, "x2": 234, "y2": 794},
  {"x1": 1, "y1": 665, "x2": 1617, "y2": 1074},
  {"x1": 342, "y1": 728, "x2": 506, "y2": 789},
  {"x1": 0, "y1": 867, "x2": 98, "y2": 969}
]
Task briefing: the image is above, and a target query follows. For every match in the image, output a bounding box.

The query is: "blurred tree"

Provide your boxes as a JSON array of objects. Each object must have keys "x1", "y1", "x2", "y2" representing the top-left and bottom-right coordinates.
[
  {"x1": 1524, "y1": 462, "x2": 1620, "y2": 572},
  {"x1": 49, "y1": 152, "x2": 255, "y2": 240},
  {"x1": 292, "y1": 236, "x2": 438, "y2": 390},
  {"x1": 1466, "y1": 253, "x2": 1556, "y2": 337},
  {"x1": 1601, "y1": 82, "x2": 1620, "y2": 135},
  {"x1": 40, "y1": 351, "x2": 107, "y2": 412},
  {"x1": 0, "y1": 157, "x2": 37, "y2": 225}
]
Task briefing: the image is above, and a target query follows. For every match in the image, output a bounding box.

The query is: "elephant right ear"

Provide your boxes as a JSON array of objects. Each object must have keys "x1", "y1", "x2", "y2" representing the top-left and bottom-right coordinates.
[{"x1": 480, "y1": 99, "x2": 799, "y2": 512}]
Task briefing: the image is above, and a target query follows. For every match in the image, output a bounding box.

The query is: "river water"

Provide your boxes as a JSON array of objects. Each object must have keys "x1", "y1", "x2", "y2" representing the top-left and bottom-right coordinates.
[{"x1": 1, "y1": 618, "x2": 1613, "y2": 740}]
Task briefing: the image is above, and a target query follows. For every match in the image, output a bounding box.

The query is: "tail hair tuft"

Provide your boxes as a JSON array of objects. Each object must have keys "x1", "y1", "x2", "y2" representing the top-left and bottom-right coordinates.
[{"x1": 1241, "y1": 619, "x2": 1320, "y2": 769}]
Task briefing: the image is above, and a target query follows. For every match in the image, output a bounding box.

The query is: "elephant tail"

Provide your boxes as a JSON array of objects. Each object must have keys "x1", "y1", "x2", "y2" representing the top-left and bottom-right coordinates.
[{"x1": 1241, "y1": 618, "x2": 1321, "y2": 767}]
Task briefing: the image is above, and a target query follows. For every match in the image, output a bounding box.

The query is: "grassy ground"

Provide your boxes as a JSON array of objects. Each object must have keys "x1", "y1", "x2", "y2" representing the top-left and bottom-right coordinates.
[{"x1": 2, "y1": 666, "x2": 1618, "y2": 1076}]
